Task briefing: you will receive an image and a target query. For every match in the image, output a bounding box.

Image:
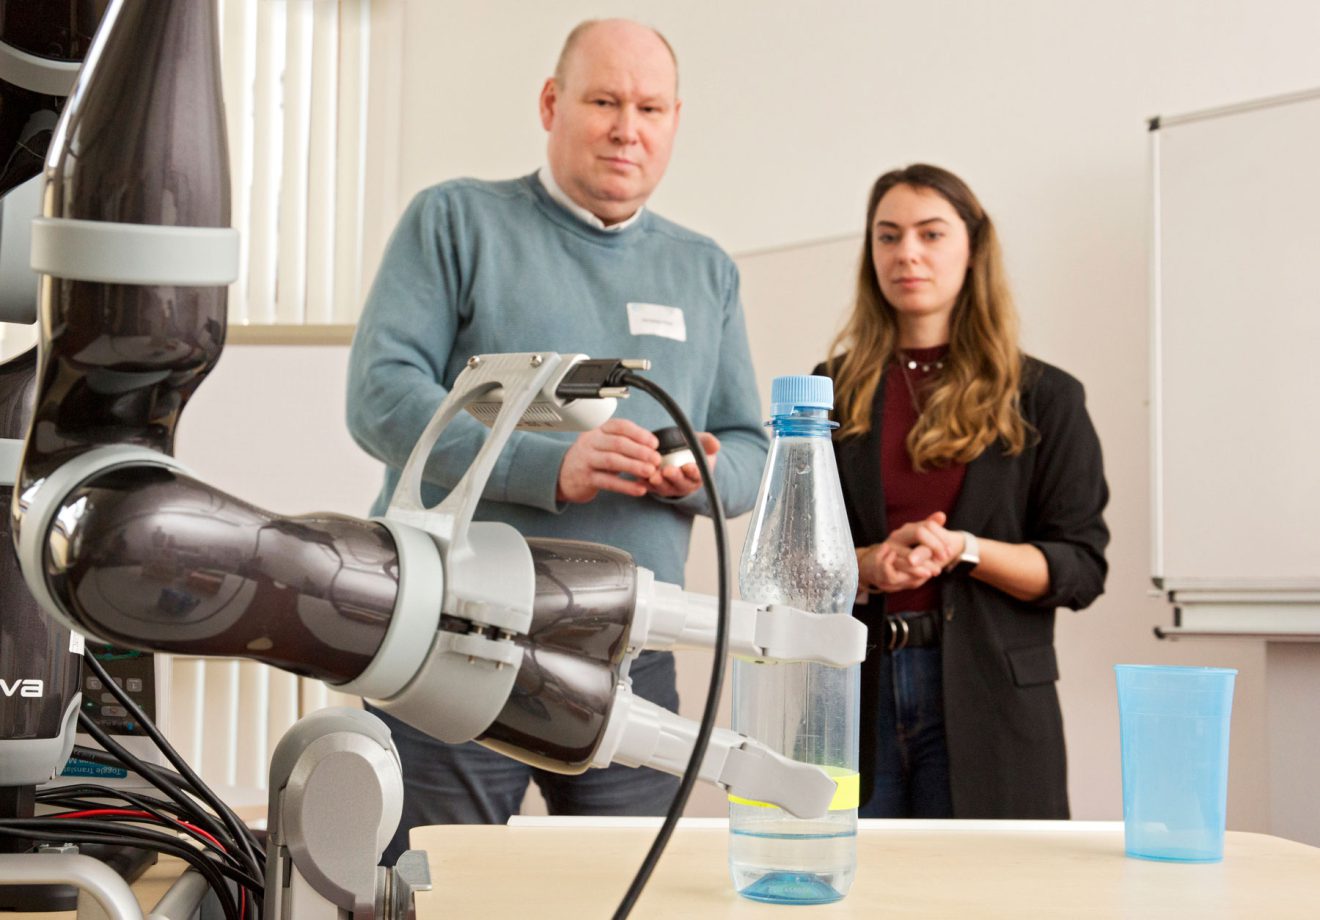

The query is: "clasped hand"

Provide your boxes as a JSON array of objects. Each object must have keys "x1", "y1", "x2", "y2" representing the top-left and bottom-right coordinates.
[
  {"x1": 857, "y1": 511, "x2": 964, "y2": 594},
  {"x1": 556, "y1": 418, "x2": 719, "y2": 504}
]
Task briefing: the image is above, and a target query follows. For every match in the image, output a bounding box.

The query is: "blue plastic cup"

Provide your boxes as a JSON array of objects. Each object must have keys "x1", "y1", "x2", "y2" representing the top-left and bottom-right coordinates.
[{"x1": 1114, "y1": 664, "x2": 1236, "y2": 862}]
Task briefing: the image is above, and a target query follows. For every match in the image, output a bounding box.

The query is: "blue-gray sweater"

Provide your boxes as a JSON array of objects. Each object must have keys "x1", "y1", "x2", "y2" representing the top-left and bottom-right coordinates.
[{"x1": 346, "y1": 174, "x2": 767, "y2": 585}]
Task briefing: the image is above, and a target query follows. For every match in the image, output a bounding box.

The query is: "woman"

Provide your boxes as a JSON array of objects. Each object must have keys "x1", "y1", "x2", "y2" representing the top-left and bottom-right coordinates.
[{"x1": 817, "y1": 164, "x2": 1109, "y2": 819}]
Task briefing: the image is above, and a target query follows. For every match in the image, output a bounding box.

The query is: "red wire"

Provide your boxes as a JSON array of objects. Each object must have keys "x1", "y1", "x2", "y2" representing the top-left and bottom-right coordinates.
[
  {"x1": 54, "y1": 808, "x2": 226, "y2": 850},
  {"x1": 53, "y1": 808, "x2": 247, "y2": 919}
]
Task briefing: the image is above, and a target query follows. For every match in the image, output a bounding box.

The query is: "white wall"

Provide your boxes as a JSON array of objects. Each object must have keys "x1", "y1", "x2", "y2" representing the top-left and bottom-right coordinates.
[
  {"x1": 346, "y1": 0, "x2": 1320, "y2": 830},
  {"x1": 175, "y1": 344, "x2": 380, "y2": 515}
]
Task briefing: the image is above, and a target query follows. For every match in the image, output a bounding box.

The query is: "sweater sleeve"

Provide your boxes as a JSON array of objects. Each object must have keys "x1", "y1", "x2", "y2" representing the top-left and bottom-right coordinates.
[
  {"x1": 1025, "y1": 369, "x2": 1110, "y2": 610},
  {"x1": 659, "y1": 260, "x2": 768, "y2": 519},
  {"x1": 345, "y1": 188, "x2": 569, "y2": 512}
]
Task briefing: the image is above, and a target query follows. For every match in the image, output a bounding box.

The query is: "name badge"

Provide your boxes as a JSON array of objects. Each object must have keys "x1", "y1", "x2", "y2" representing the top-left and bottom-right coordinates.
[{"x1": 626, "y1": 302, "x2": 687, "y2": 342}]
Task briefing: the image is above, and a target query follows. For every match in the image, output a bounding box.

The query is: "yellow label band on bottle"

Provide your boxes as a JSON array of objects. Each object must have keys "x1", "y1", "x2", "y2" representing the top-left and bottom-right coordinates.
[{"x1": 728, "y1": 768, "x2": 860, "y2": 812}]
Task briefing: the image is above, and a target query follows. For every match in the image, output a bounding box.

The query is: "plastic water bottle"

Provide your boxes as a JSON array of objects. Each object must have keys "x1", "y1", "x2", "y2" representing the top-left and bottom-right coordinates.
[{"x1": 729, "y1": 375, "x2": 860, "y2": 904}]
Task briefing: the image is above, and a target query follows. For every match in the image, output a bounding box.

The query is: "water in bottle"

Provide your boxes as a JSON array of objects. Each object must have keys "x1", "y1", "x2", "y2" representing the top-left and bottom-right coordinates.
[{"x1": 729, "y1": 374, "x2": 860, "y2": 904}]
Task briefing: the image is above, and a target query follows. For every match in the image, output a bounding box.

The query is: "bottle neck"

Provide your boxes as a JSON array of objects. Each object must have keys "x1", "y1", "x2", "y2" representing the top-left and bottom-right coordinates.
[{"x1": 769, "y1": 408, "x2": 836, "y2": 437}]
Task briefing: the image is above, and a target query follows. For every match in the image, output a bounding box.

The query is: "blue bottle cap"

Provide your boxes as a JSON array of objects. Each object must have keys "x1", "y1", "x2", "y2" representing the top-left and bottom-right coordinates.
[{"x1": 770, "y1": 375, "x2": 834, "y2": 416}]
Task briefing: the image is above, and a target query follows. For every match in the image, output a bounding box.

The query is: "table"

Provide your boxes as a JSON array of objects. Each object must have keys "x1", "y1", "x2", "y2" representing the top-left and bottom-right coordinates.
[{"x1": 412, "y1": 818, "x2": 1320, "y2": 918}]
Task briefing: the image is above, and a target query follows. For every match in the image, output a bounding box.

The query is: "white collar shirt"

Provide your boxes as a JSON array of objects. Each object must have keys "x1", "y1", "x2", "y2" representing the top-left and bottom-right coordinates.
[{"x1": 537, "y1": 165, "x2": 644, "y2": 232}]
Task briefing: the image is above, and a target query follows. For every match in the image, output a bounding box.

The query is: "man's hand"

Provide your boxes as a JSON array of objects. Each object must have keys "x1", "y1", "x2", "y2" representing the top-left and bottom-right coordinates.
[
  {"x1": 556, "y1": 419, "x2": 662, "y2": 504},
  {"x1": 646, "y1": 432, "x2": 720, "y2": 499}
]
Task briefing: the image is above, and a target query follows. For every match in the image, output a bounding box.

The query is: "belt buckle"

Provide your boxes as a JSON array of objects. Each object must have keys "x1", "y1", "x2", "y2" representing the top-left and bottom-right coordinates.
[{"x1": 885, "y1": 615, "x2": 910, "y2": 652}]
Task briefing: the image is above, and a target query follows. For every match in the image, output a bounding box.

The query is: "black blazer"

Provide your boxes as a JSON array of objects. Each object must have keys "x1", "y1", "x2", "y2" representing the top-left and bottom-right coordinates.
[{"x1": 816, "y1": 356, "x2": 1109, "y2": 818}]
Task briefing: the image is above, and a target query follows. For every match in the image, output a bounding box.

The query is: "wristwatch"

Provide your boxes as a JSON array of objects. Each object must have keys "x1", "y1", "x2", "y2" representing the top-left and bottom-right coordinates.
[{"x1": 948, "y1": 531, "x2": 980, "y2": 575}]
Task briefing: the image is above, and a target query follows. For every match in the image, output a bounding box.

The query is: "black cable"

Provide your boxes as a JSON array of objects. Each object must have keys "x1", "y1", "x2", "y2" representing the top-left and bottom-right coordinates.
[
  {"x1": 6, "y1": 816, "x2": 262, "y2": 891},
  {"x1": 60, "y1": 753, "x2": 263, "y2": 918},
  {"x1": 7, "y1": 820, "x2": 256, "y2": 920},
  {"x1": 39, "y1": 784, "x2": 253, "y2": 878},
  {"x1": 41, "y1": 782, "x2": 215, "y2": 830},
  {"x1": 49, "y1": 767, "x2": 253, "y2": 860},
  {"x1": 47, "y1": 787, "x2": 217, "y2": 839},
  {"x1": 40, "y1": 782, "x2": 176, "y2": 808},
  {"x1": 66, "y1": 739, "x2": 261, "y2": 872},
  {"x1": 68, "y1": 745, "x2": 231, "y2": 826},
  {"x1": 71, "y1": 714, "x2": 265, "y2": 918},
  {"x1": 75, "y1": 713, "x2": 262, "y2": 883},
  {"x1": 34, "y1": 818, "x2": 263, "y2": 892},
  {"x1": 80, "y1": 652, "x2": 264, "y2": 877},
  {"x1": 0, "y1": 823, "x2": 243, "y2": 920},
  {"x1": 63, "y1": 742, "x2": 260, "y2": 872},
  {"x1": 75, "y1": 719, "x2": 232, "y2": 844},
  {"x1": 610, "y1": 371, "x2": 730, "y2": 920},
  {"x1": 40, "y1": 790, "x2": 218, "y2": 852},
  {"x1": 69, "y1": 744, "x2": 188, "y2": 788},
  {"x1": 80, "y1": 653, "x2": 265, "y2": 879}
]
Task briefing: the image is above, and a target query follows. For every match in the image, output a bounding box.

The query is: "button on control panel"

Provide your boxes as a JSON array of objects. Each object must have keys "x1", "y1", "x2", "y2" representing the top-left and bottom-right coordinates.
[{"x1": 80, "y1": 645, "x2": 156, "y2": 736}]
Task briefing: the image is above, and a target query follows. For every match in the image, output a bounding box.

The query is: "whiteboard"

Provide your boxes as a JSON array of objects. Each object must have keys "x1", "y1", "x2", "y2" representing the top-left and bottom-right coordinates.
[{"x1": 1151, "y1": 89, "x2": 1320, "y2": 594}]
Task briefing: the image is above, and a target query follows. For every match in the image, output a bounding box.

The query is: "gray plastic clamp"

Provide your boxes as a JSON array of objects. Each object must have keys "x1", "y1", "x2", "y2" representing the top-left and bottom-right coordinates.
[{"x1": 331, "y1": 518, "x2": 445, "y2": 700}]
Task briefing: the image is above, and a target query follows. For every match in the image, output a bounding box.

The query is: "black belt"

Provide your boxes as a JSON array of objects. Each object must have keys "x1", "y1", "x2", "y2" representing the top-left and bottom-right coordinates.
[{"x1": 880, "y1": 610, "x2": 942, "y2": 652}]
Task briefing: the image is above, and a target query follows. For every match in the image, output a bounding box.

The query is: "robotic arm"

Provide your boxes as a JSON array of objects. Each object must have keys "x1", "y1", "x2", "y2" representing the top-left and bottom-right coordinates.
[{"x1": 18, "y1": 349, "x2": 865, "y2": 820}]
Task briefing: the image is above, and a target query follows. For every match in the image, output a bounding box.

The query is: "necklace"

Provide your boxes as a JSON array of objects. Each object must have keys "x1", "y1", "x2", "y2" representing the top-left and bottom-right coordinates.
[
  {"x1": 900, "y1": 354, "x2": 945, "y2": 373},
  {"x1": 894, "y1": 348, "x2": 947, "y2": 413}
]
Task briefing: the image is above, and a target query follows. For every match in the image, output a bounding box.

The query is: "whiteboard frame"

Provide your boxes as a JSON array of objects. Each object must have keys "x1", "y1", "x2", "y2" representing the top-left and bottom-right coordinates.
[
  {"x1": 1149, "y1": 87, "x2": 1320, "y2": 602},
  {"x1": 1149, "y1": 119, "x2": 1165, "y2": 587},
  {"x1": 1153, "y1": 86, "x2": 1320, "y2": 131}
]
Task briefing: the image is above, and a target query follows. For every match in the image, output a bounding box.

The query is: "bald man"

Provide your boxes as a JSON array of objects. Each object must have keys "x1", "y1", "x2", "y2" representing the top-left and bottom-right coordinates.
[{"x1": 347, "y1": 19, "x2": 767, "y2": 862}]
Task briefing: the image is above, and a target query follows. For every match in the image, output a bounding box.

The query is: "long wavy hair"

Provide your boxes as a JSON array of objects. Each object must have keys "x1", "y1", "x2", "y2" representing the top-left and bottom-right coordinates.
[{"x1": 826, "y1": 164, "x2": 1028, "y2": 469}]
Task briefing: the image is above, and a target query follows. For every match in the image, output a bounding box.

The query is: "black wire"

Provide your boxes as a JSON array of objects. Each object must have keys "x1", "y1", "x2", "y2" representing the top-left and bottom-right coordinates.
[
  {"x1": 41, "y1": 791, "x2": 218, "y2": 851},
  {"x1": 75, "y1": 719, "x2": 233, "y2": 845},
  {"x1": 64, "y1": 742, "x2": 260, "y2": 868},
  {"x1": 68, "y1": 744, "x2": 235, "y2": 829},
  {"x1": 69, "y1": 744, "x2": 188, "y2": 788},
  {"x1": 30, "y1": 818, "x2": 263, "y2": 892},
  {"x1": 65, "y1": 739, "x2": 263, "y2": 880},
  {"x1": 611, "y1": 371, "x2": 730, "y2": 920},
  {"x1": 5, "y1": 819, "x2": 256, "y2": 920},
  {"x1": 40, "y1": 782, "x2": 214, "y2": 830},
  {"x1": 5, "y1": 816, "x2": 262, "y2": 890},
  {"x1": 39, "y1": 784, "x2": 253, "y2": 878},
  {"x1": 40, "y1": 782, "x2": 175, "y2": 808},
  {"x1": 0, "y1": 822, "x2": 243, "y2": 920},
  {"x1": 75, "y1": 712, "x2": 262, "y2": 884},
  {"x1": 48, "y1": 776, "x2": 238, "y2": 852},
  {"x1": 80, "y1": 652, "x2": 264, "y2": 877},
  {"x1": 80, "y1": 653, "x2": 265, "y2": 879}
]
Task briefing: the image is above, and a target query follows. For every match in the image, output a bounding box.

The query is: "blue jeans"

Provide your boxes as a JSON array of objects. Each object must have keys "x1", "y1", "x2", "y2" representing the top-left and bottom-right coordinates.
[
  {"x1": 860, "y1": 645, "x2": 953, "y2": 818},
  {"x1": 369, "y1": 650, "x2": 681, "y2": 865}
]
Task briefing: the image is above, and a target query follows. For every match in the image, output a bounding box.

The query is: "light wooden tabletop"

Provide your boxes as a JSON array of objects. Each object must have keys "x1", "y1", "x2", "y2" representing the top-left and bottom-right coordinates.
[
  {"x1": 5, "y1": 818, "x2": 1315, "y2": 917},
  {"x1": 412, "y1": 818, "x2": 1320, "y2": 919}
]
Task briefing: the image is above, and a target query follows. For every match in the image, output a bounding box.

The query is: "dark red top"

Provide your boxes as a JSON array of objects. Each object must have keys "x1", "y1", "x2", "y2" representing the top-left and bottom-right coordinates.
[{"x1": 881, "y1": 345, "x2": 967, "y2": 613}]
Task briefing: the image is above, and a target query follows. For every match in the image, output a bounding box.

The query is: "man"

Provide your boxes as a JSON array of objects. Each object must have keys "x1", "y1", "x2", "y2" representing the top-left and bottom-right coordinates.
[{"x1": 346, "y1": 19, "x2": 766, "y2": 863}]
